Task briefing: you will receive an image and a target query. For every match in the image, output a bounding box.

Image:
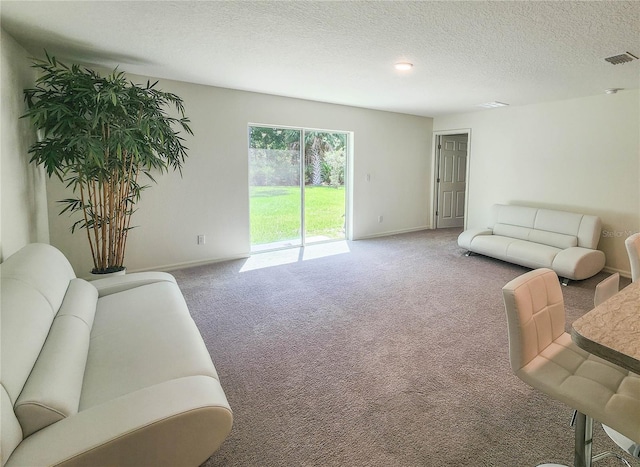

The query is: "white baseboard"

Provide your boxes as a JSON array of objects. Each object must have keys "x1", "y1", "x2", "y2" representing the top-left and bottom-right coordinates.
[
  {"x1": 354, "y1": 225, "x2": 431, "y2": 241},
  {"x1": 130, "y1": 253, "x2": 251, "y2": 274},
  {"x1": 602, "y1": 265, "x2": 632, "y2": 279}
]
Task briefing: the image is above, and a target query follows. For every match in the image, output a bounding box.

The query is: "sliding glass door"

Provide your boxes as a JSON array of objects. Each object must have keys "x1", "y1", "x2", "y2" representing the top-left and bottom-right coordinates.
[{"x1": 249, "y1": 125, "x2": 347, "y2": 251}]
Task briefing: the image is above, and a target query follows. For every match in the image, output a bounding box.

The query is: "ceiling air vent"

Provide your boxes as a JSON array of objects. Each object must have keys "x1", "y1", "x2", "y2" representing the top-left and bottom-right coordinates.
[{"x1": 604, "y1": 52, "x2": 638, "y2": 65}]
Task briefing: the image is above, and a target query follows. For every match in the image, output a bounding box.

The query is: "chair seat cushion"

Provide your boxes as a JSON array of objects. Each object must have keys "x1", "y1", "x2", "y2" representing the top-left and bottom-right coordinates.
[{"x1": 518, "y1": 333, "x2": 640, "y2": 443}]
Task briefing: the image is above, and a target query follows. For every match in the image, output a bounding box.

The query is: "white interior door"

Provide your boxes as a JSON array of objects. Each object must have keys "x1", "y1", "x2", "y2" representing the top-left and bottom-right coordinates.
[{"x1": 436, "y1": 134, "x2": 467, "y2": 228}]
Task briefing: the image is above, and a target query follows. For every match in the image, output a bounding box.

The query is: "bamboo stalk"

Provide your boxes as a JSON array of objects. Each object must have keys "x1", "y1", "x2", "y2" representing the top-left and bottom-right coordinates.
[
  {"x1": 116, "y1": 152, "x2": 136, "y2": 266},
  {"x1": 88, "y1": 179, "x2": 102, "y2": 270},
  {"x1": 101, "y1": 124, "x2": 110, "y2": 271},
  {"x1": 113, "y1": 156, "x2": 123, "y2": 266},
  {"x1": 115, "y1": 169, "x2": 125, "y2": 266},
  {"x1": 108, "y1": 168, "x2": 116, "y2": 268},
  {"x1": 101, "y1": 178, "x2": 108, "y2": 271},
  {"x1": 98, "y1": 180, "x2": 106, "y2": 271},
  {"x1": 120, "y1": 160, "x2": 139, "y2": 266},
  {"x1": 79, "y1": 184, "x2": 97, "y2": 271}
]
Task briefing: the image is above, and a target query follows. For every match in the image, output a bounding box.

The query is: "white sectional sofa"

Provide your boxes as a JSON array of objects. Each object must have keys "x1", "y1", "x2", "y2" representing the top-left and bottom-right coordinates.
[
  {"x1": 1, "y1": 243, "x2": 232, "y2": 466},
  {"x1": 458, "y1": 204, "x2": 605, "y2": 283}
]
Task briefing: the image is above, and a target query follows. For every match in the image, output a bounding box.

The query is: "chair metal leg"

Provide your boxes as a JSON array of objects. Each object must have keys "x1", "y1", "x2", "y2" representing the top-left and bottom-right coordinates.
[
  {"x1": 592, "y1": 451, "x2": 632, "y2": 467},
  {"x1": 572, "y1": 412, "x2": 630, "y2": 467},
  {"x1": 537, "y1": 411, "x2": 633, "y2": 467},
  {"x1": 574, "y1": 411, "x2": 593, "y2": 467}
]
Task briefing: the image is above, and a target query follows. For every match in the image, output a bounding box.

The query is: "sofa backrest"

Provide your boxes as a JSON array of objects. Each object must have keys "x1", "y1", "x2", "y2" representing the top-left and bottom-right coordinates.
[
  {"x1": 489, "y1": 204, "x2": 602, "y2": 250},
  {"x1": 0, "y1": 243, "x2": 85, "y2": 465}
]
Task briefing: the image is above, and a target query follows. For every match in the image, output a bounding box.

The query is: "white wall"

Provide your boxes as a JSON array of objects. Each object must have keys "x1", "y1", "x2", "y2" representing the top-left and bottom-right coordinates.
[
  {"x1": 44, "y1": 75, "x2": 433, "y2": 275},
  {"x1": 434, "y1": 90, "x2": 640, "y2": 274},
  {"x1": 0, "y1": 29, "x2": 49, "y2": 261}
]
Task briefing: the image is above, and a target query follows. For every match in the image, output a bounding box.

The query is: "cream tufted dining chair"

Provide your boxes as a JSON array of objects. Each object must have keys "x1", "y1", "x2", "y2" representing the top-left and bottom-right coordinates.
[
  {"x1": 625, "y1": 233, "x2": 640, "y2": 282},
  {"x1": 594, "y1": 273, "x2": 620, "y2": 308},
  {"x1": 502, "y1": 268, "x2": 640, "y2": 467}
]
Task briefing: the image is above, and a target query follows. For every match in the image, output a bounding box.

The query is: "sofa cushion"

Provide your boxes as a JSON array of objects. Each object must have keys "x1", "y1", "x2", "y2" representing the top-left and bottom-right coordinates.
[
  {"x1": 14, "y1": 279, "x2": 98, "y2": 436},
  {"x1": 471, "y1": 235, "x2": 561, "y2": 270},
  {"x1": 492, "y1": 223, "x2": 532, "y2": 242},
  {"x1": 493, "y1": 222, "x2": 578, "y2": 250},
  {"x1": 1, "y1": 243, "x2": 75, "y2": 313},
  {"x1": 528, "y1": 229, "x2": 577, "y2": 250},
  {"x1": 533, "y1": 209, "x2": 583, "y2": 237},
  {"x1": 576, "y1": 215, "x2": 603, "y2": 250},
  {"x1": 506, "y1": 240, "x2": 560, "y2": 269},
  {"x1": 80, "y1": 282, "x2": 218, "y2": 410},
  {"x1": 2, "y1": 387, "x2": 23, "y2": 466},
  {"x1": 91, "y1": 271, "x2": 178, "y2": 297},
  {"x1": 1, "y1": 279, "x2": 56, "y2": 405},
  {"x1": 469, "y1": 234, "x2": 515, "y2": 259},
  {"x1": 494, "y1": 204, "x2": 538, "y2": 228},
  {"x1": 1, "y1": 243, "x2": 77, "y2": 405}
]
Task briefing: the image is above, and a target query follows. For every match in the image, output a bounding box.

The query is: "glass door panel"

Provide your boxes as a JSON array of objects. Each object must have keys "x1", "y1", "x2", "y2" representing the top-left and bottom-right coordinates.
[
  {"x1": 249, "y1": 126, "x2": 302, "y2": 251},
  {"x1": 303, "y1": 131, "x2": 347, "y2": 244}
]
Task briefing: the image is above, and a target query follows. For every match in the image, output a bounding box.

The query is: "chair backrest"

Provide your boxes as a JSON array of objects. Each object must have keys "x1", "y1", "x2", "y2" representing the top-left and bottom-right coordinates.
[
  {"x1": 625, "y1": 233, "x2": 640, "y2": 282},
  {"x1": 502, "y1": 268, "x2": 565, "y2": 374},
  {"x1": 594, "y1": 273, "x2": 620, "y2": 307}
]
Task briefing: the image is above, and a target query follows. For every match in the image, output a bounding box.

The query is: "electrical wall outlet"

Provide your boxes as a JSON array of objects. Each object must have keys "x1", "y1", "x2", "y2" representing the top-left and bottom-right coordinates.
[
  {"x1": 378, "y1": 215, "x2": 383, "y2": 223},
  {"x1": 197, "y1": 234, "x2": 206, "y2": 245}
]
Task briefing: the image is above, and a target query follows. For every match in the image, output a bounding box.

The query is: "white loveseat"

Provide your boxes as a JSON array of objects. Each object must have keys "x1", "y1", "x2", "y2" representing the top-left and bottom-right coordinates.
[
  {"x1": 1, "y1": 243, "x2": 233, "y2": 466},
  {"x1": 458, "y1": 204, "x2": 605, "y2": 282}
]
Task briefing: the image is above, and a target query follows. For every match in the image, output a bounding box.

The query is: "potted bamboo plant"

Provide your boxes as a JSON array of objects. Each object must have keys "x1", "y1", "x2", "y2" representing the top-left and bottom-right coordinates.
[{"x1": 22, "y1": 53, "x2": 192, "y2": 274}]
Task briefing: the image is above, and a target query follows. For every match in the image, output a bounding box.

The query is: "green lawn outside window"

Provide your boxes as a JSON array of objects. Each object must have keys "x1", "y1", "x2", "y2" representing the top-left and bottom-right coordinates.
[{"x1": 250, "y1": 186, "x2": 345, "y2": 245}]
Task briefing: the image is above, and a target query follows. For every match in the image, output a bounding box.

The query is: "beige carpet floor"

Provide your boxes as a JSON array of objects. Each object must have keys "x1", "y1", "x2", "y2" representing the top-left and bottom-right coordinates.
[{"x1": 172, "y1": 228, "x2": 638, "y2": 467}]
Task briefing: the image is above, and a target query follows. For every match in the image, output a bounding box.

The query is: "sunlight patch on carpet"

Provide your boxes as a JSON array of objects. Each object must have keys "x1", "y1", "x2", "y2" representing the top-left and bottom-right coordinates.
[{"x1": 240, "y1": 241, "x2": 351, "y2": 272}]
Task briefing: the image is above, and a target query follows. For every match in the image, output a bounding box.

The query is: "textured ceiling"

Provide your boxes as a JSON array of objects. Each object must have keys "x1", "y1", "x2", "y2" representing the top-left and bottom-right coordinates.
[{"x1": 1, "y1": 1, "x2": 639, "y2": 117}]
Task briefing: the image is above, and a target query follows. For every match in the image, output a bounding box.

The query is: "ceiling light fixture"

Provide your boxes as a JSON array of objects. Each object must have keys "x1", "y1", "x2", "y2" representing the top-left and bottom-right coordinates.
[
  {"x1": 477, "y1": 101, "x2": 509, "y2": 109},
  {"x1": 605, "y1": 88, "x2": 623, "y2": 94},
  {"x1": 394, "y1": 62, "x2": 413, "y2": 71}
]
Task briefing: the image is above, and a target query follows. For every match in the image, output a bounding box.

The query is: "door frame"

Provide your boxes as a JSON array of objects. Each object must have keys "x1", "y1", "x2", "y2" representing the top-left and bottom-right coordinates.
[{"x1": 430, "y1": 129, "x2": 471, "y2": 230}]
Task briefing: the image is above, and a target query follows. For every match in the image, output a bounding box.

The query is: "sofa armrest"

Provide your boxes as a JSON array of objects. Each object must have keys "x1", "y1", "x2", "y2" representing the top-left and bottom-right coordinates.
[
  {"x1": 552, "y1": 247, "x2": 606, "y2": 281},
  {"x1": 90, "y1": 272, "x2": 178, "y2": 297},
  {"x1": 458, "y1": 228, "x2": 493, "y2": 250},
  {"x1": 5, "y1": 375, "x2": 233, "y2": 467}
]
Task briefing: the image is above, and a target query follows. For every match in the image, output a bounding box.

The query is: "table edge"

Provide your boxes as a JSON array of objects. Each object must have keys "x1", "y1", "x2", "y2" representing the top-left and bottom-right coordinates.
[{"x1": 570, "y1": 327, "x2": 640, "y2": 375}]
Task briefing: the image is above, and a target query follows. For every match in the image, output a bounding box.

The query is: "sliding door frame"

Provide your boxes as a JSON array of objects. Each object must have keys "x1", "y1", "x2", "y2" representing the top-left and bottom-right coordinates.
[{"x1": 248, "y1": 123, "x2": 353, "y2": 250}]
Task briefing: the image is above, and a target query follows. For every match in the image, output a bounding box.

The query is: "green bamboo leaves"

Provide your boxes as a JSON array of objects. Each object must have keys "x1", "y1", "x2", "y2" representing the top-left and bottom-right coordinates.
[{"x1": 22, "y1": 52, "x2": 193, "y2": 273}]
